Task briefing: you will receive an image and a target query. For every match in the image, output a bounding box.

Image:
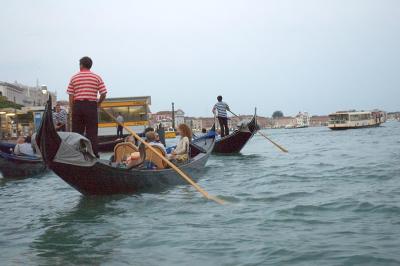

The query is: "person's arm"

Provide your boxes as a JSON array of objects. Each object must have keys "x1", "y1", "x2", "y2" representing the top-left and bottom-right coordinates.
[
  {"x1": 212, "y1": 104, "x2": 216, "y2": 115},
  {"x1": 67, "y1": 77, "x2": 75, "y2": 112},
  {"x1": 97, "y1": 76, "x2": 107, "y2": 107},
  {"x1": 98, "y1": 93, "x2": 106, "y2": 107},
  {"x1": 69, "y1": 94, "x2": 74, "y2": 112},
  {"x1": 14, "y1": 144, "x2": 20, "y2": 155},
  {"x1": 226, "y1": 103, "x2": 230, "y2": 111}
]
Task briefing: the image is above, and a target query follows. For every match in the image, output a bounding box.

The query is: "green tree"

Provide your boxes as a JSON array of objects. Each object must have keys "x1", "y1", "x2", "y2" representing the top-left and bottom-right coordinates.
[
  {"x1": 0, "y1": 96, "x2": 23, "y2": 109},
  {"x1": 272, "y1": 110, "x2": 284, "y2": 119}
]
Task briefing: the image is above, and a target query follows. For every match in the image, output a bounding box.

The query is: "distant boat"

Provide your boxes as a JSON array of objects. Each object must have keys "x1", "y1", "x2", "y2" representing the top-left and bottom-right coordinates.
[
  {"x1": 193, "y1": 111, "x2": 258, "y2": 154},
  {"x1": 165, "y1": 128, "x2": 177, "y2": 139},
  {"x1": 328, "y1": 111, "x2": 383, "y2": 130},
  {"x1": 0, "y1": 142, "x2": 47, "y2": 179}
]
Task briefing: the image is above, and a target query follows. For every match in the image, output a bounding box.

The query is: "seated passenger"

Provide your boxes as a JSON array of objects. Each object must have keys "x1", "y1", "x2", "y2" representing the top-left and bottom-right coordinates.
[
  {"x1": 170, "y1": 124, "x2": 192, "y2": 162},
  {"x1": 144, "y1": 131, "x2": 167, "y2": 169},
  {"x1": 14, "y1": 136, "x2": 35, "y2": 156},
  {"x1": 126, "y1": 152, "x2": 142, "y2": 168},
  {"x1": 145, "y1": 131, "x2": 167, "y2": 154},
  {"x1": 197, "y1": 128, "x2": 207, "y2": 137}
]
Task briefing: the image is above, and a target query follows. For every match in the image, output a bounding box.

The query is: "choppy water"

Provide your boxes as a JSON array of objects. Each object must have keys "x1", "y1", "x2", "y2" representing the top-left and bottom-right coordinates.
[{"x1": 1, "y1": 122, "x2": 400, "y2": 265}]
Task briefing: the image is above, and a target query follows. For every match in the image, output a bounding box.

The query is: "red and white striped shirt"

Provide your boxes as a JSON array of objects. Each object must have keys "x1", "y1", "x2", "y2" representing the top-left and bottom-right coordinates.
[{"x1": 67, "y1": 69, "x2": 107, "y2": 101}]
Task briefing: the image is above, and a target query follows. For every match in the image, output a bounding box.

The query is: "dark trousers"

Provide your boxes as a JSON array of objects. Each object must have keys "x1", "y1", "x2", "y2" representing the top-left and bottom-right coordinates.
[
  {"x1": 72, "y1": 101, "x2": 99, "y2": 156},
  {"x1": 56, "y1": 124, "x2": 66, "y2": 132},
  {"x1": 218, "y1": 117, "x2": 229, "y2": 137},
  {"x1": 117, "y1": 125, "x2": 123, "y2": 138}
]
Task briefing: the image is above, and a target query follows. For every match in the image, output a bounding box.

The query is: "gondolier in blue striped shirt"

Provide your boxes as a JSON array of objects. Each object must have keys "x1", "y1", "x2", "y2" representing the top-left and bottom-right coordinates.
[{"x1": 212, "y1": 95, "x2": 230, "y2": 137}]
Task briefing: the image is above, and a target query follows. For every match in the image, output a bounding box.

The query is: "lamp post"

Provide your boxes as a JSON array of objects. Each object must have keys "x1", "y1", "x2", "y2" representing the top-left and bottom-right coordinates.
[
  {"x1": 41, "y1": 85, "x2": 48, "y2": 106},
  {"x1": 41, "y1": 85, "x2": 48, "y2": 95},
  {"x1": 13, "y1": 96, "x2": 18, "y2": 137},
  {"x1": 171, "y1": 102, "x2": 175, "y2": 130}
]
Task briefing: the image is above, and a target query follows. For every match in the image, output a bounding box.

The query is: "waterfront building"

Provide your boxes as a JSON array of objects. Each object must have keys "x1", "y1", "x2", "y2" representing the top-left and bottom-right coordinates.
[
  {"x1": 184, "y1": 117, "x2": 203, "y2": 132},
  {"x1": 0, "y1": 81, "x2": 56, "y2": 107},
  {"x1": 272, "y1": 117, "x2": 296, "y2": 128},
  {"x1": 310, "y1": 115, "x2": 330, "y2": 127},
  {"x1": 295, "y1": 112, "x2": 310, "y2": 128},
  {"x1": 153, "y1": 109, "x2": 185, "y2": 129}
]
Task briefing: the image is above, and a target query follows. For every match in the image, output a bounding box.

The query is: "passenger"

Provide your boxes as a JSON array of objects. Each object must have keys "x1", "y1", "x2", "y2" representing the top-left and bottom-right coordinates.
[
  {"x1": 143, "y1": 131, "x2": 167, "y2": 169},
  {"x1": 14, "y1": 136, "x2": 35, "y2": 156},
  {"x1": 125, "y1": 135, "x2": 135, "y2": 143},
  {"x1": 202, "y1": 128, "x2": 207, "y2": 134},
  {"x1": 126, "y1": 152, "x2": 142, "y2": 168},
  {"x1": 170, "y1": 124, "x2": 191, "y2": 162},
  {"x1": 145, "y1": 131, "x2": 167, "y2": 154},
  {"x1": 143, "y1": 127, "x2": 155, "y2": 141}
]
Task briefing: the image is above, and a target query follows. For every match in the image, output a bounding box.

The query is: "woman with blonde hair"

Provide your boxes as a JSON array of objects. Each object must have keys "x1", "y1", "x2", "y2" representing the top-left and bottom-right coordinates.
[{"x1": 170, "y1": 124, "x2": 192, "y2": 162}]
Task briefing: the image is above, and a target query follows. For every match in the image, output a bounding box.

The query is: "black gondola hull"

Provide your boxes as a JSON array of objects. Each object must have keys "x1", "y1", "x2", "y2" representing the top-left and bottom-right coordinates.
[
  {"x1": 49, "y1": 151, "x2": 210, "y2": 195},
  {"x1": 0, "y1": 151, "x2": 47, "y2": 179},
  {"x1": 194, "y1": 113, "x2": 258, "y2": 154},
  {"x1": 37, "y1": 97, "x2": 215, "y2": 196}
]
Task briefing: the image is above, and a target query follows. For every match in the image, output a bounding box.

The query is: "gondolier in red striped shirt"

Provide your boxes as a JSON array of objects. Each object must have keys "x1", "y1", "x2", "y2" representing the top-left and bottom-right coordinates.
[{"x1": 67, "y1": 56, "x2": 107, "y2": 157}]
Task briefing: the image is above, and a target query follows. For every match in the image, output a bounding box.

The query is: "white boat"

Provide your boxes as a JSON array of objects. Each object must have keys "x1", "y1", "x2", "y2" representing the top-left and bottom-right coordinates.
[{"x1": 328, "y1": 110, "x2": 383, "y2": 130}]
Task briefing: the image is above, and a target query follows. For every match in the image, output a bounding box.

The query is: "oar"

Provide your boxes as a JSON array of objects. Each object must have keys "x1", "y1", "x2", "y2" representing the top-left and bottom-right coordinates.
[
  {"x1": 228, "y1": 110, "x2": 288, "y2": 153},
  {"x1": 102, "y1": 108, "x2": 225, "y2": 205}
]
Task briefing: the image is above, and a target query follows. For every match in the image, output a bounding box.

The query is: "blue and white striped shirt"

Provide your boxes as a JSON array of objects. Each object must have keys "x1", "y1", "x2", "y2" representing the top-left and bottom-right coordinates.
[{"x1": 213, "y1": 101, "x2": 230, "y2": 118}]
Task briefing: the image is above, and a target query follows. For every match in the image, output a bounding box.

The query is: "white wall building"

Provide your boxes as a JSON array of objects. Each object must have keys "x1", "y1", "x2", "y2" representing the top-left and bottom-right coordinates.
[
  {"x1": 295, "y1": 112, "x2": 310, "y2": 128},
  {"x1": 175, "y1": 109, "x2": 185, "y2": 126},
  {"x1": 0, "y1": 81, "x2": 56, "y2": 106}
]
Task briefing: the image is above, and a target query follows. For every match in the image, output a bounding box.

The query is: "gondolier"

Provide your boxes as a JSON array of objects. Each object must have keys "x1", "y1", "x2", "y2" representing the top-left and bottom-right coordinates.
[
  {"x1": 67, "y1": 56, "x2": 107, "y2": 157},
  {"x1": 212, "y1": 95, "x2": 230, "y2": 137}
]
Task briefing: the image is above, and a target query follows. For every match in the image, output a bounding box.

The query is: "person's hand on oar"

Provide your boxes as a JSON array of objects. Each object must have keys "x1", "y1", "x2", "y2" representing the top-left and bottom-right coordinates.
[
  {"x1": 228, "y1": 110, "x2": 288, "y2": 153},
  {"x1": 102, "y1": 108, "x2": 225, "y2": 205}
]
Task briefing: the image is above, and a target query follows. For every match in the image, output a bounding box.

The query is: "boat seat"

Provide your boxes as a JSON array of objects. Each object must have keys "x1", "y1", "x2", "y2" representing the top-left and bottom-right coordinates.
[
  {"x1": 114, "y1": 142, "x2": 139, "y2": 163},
  {"x1": 145, "y1": 145, "x2": 168, "y2": 169}
]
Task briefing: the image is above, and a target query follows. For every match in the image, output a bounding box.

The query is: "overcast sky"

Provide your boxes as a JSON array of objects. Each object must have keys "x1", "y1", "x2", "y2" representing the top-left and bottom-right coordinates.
[{"x1": 1, "y1": 0, "x2": 399, "y2": 117}]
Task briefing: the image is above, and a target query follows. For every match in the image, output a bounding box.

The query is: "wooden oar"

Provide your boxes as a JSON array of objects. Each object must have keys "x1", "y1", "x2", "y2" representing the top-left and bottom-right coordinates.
[
  {"x1": 255, "y1": 130, "x2": 288, "y2": 153},
  {"x1": 228, "y1": 110, "x2": 288, "y2": 153},
  {"x1": 102, "y1": 108, "x2": 225, "y2": 205}
]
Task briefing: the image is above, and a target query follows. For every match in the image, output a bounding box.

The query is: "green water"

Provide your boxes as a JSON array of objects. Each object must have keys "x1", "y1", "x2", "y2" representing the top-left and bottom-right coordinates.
[{"x1": 1, "y1": 122, "x2": 399, "y2": 265}]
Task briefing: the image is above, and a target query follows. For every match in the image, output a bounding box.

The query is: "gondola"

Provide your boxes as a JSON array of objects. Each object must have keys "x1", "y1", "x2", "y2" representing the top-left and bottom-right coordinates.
[
  {"x1": 0, "y1": 142, "x2": 47, "y2": 179},
  {"x1": 35, "y1": 97, "x2": 216, "y2": 196},
  {"x1": 193, "y1": 112, "x2": 259, "y2": 154}
]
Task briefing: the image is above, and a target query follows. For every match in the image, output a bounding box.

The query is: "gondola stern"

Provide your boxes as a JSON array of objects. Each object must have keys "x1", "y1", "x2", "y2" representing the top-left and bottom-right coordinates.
[{"x1": 248, "y1": 108, "x2": 259, "y2": 134}]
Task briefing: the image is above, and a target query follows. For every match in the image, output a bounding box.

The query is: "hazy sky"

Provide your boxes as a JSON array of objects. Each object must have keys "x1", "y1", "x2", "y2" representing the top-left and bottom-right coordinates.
[{"x1": 1, "y1": 0, "x2": 399, "y2": 117}]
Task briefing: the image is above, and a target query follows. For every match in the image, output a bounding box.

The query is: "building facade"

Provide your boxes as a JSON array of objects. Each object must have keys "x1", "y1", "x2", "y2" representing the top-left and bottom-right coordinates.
[
  {"x1": 0, "y1": 81, "x2": 56, "y2": 107},
  {"x1": 310, "y1": 115, "x2": 330, "y2": 127},
  {"x1": 272, "y1": 117, "x2": 296, "y2": 128},
  {"x1": 295, "y1": 112, "x2": 310, "y2": 128},
  {"x1": 152, "y1": 109, "x2": 185, "y2": 129}
]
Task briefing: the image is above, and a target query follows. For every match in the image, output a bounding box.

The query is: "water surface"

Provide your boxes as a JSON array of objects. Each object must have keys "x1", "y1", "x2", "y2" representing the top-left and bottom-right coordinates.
[{"x1": 1, "y1": 122, "x2": 399, "y2": 265}]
